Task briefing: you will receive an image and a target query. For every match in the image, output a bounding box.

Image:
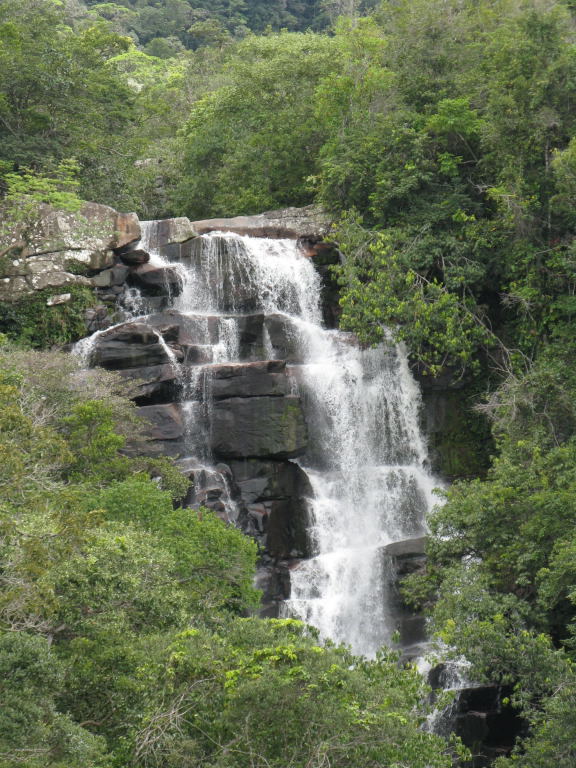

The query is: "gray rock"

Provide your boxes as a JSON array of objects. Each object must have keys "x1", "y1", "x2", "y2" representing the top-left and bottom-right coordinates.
[
  {"x1": 139, "y1": 218, "x2": 197, "y2": 250},
  {"x1": 128, "y1": 263, "x2": 183, "y2": 296},
  {"x1": 211, "y1": 395, "x2": 307, "y2": 459},
  {"x1": 25, "y1": 202, "x2": 139, "y2": 256},
  {"x1": 190, "y1": 205, "x2": 332, "y2": 240},
  {"x1": 46, "y1": 293, "x2": 72, "y2": 306},
  {"x1": 382, "y1": 536, "x2": 427, "y2": 559},
  {"x1": 91, "y1": 322, "x2": 177, "y2": 370},
  {"x1": 137, "y1": 403, "x2": 184, "y2": 441},
  {"x1": 200, "y1": 360, "x2": 290, "y2": 400},
  {"x1": 116, "y1": 362, "x2": 178, "y2": 399},
  {"x1": 147, "y1": 310, "x2": 220, "y2": 346},
  {"x1": 118, "y1": 248, "x2": 150, "y2": 265}
]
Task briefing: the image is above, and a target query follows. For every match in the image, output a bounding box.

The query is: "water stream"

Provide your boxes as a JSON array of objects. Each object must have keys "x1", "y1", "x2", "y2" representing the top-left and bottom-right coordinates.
[{"x1": 78, "y1": 225, "x2": 438, "y2": 657}]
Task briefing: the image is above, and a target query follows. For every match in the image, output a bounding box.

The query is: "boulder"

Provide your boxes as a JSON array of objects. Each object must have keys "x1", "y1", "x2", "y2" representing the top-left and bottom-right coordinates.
[
  {"x1": 190, "y1": 205, "x2": 332, "y2": 240},
  {"x1": 382, "y1": 536, "x2": 426, "y2": 559},
  {"x1": 1, "y1": 202, "x2": 140, "y2": 298},
  {"x1": 137, "y1": 403, "x2": 184, "y2": 441},
  {"x1": 46, "y1": 293, "x2": 72, "y2": 306},
  {"x1": 25, "y1": 202, "x2": 140, "y2": 256},
  {"x1": 118, "y1": 248, "x2": 150, "y2": 266},
  {"x1": 91, "y1": 322, "x2": 178, "y2": 370},
  {"x1": 211, "y1": 395, "x2": 307, "y2": 459},
  {"x1": 116, "y1": 362, "x2": 178, "y2": 400},
  {"x1": 127, "y1": 263, "x2": 183, "y2": 297},
  {"x1": 91, "y1": 265, "x2": 129, "y2": 288},
  {"x1": 202, "y1": 360, "x2": 290, "y2": 400},
  {"x1": 28, "y1": 270, "x2": 92, "y2": 292},
  {"x1": 139, "y1": 218, "x2": 197, "y2": 251}
]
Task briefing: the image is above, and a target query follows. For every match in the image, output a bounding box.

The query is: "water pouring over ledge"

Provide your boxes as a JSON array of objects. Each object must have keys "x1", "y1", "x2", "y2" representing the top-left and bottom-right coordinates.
[{"x1": 75, "y1": 222, "x2": 437, "y2": 658}]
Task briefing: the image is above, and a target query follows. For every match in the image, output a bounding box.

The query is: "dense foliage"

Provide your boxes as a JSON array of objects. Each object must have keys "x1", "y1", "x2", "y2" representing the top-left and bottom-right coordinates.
[
  {"x1": 3, "y1": 0, "x2": 576, "y2": 763},
  {"x1": 0, "y1": 340, "x2": 456, "y2": 767}
]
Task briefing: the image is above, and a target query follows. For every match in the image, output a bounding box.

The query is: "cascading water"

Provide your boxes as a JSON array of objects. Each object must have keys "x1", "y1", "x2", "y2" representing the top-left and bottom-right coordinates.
[
  {"x1": 286, "y1": 337, "x2": 434, "y2": 656},
  {"x1": 166, "y1": 231, "x2": 435, "y2": 656},
  {"x1": 77, "y1": 226, "x2": 438, "y2": 657}
]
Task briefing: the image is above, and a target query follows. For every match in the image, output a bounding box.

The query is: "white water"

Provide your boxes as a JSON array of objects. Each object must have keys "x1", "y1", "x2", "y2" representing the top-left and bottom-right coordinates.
[
  {"x1": 164, "y1": 232, "x2": 436, "y2": 656},
  {"x1": 77, "y1": 226, "x2": 438, "y2": 657}
]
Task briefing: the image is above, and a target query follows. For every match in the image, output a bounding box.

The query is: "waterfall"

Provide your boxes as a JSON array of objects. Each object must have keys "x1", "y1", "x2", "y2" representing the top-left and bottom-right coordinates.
[
  {"x1": 78, "y1": 227, "x2": 437, "y2": 657},
  {"x1": 168, "y1": 232, "x2": 435, "y2": 656}
]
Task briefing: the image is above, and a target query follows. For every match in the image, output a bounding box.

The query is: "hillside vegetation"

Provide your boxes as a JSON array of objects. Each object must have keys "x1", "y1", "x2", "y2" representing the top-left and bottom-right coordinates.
[{"x1": 1, "y1": 0, "x2": 576, "y2": 765}]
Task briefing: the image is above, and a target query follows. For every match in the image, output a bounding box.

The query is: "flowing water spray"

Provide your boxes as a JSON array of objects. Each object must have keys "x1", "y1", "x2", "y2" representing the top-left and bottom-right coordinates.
[
  {"x1": 167, "y1": 232, "x2": 436, "y2": 656},
  {"x1": 77, "y1": 227, "x2": 438, "y2": 657}
]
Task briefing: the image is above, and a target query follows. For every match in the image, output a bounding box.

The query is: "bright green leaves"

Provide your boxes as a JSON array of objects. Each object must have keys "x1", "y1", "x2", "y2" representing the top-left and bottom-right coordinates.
[
  {"x1": 174, "y1": 31, "x2": 343, "y2": 218},
  {"x1": 3, "y1": 160, "x2": 83, "y2": 214},
  {"x1": 0, "y1": 633, "x2": 107, "y2": 768},
  {"x1": 335, "y1": 223, "x2": 491, "y2": 375},
  {"x1": 62, "y1": 400, "x2": 129, "y2": 482}
]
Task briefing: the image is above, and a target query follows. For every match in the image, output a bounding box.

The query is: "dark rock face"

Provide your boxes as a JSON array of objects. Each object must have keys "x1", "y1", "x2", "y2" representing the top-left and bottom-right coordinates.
[
  {"x1": 177, "y1": 459, "x2": 243, "y2": 523},
  {"x1": 202, "y1": 361, "x2": 290, "y2": 400},
  {"x1": 211, "y1": 395, "x2": 307, "y2": 459},
  {"x1": 230, "y1": 459, "x2": 312, "y2": 560},
  {"x1": 264, "y1": 315, "x2": 303, "y2": 362},
  {"x1": 298, "y1": 239, "x2": 342, "y2": 328},
  {"x1": 380, "y1": 537, "x2": 428, "y2": 659},
  {"x1": 137, "y1": 403, "x2": 184, "y2": 441},
  {"x1": 116, "y1": 363, "x2": 178, "y2": 402},
  {"x1": 428, "y1": 674, "x2": 525, "y2": 768},
  {"x1": 118, "y1": 248, "x2": 150, "y2": 265},
  {"x1": 127, "y1": 263, "x2": 183, "y2": 297},
  {"x1": 91, "y1": 322, "x2": 177, "y2": 370}
]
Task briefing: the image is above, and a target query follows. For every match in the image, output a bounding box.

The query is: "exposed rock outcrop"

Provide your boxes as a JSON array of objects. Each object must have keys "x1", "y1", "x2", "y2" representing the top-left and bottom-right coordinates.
[
  {"x1": 91, "y1": 322, "x2": 179, "y2": 369},
  {"x1": 190, "y1": 205, "x2": 332, "y2": 240},
  {"x1": 1, "y1": 201, "x2": 140, "y2": 300},
  {"x1": 211, "y1": 395, "x2": 307, "y2": 459}
]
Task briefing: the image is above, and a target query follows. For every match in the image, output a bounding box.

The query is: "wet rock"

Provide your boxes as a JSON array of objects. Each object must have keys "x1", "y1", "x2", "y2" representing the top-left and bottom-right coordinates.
[
  {"x1": 118, "y1": 248, "x2": 150, "y2": 265},
  {"x1": 382, "y1": 535, "x2": 427, "y2": 575},
  {"x1": 211, "y1": 395, "x2": 307, "y2": 459},
  {"x1": 177, "y1": 459, "x2": 242, "y2": 522},
  {"x1": 202, "y1": 360, "x2": 290, "y2": 400},
  {"x1": 228, "y1": 458, "x2": 312, "y2": 505},
  {"x1": 137, "y1": 403, "x2": 184, "y2": 441},
  {"x1": 147, "y1": 310, "x2": 219, "y2": 346},
  {"x1": 264, "y1": 314, "x2": 303, "y2": 362},
  {"x1": 256, "y1": 563, "x2": 292, "y2": 617},
  {"x1": 91, "y1": 322, "x2": 177, "y2": 369},
  {"x1": 450, "y1": 686, "x2": 524, "y2": 767},
  {"x1": 266, "y1": 497, "x2": 311, "y2": 558},
  {"x1": 298, "y1": 240, "x2": 342, "y2": 329},
  {"x1": 116, "y1": 362, "x2": 178, "y2": 401},
  {"x1": 175, "y1": 237, "x2": 258, "y2": 313},
  {"x1": 229, "y1": 459, "x2": 312, "y2": 557},
  {"x1": 127, "y1": 263, "x2": 183, "y2": 297}
]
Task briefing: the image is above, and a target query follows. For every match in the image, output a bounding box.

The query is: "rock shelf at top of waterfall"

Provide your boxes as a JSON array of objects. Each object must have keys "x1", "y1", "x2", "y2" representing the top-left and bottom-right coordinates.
[{"x1": 74, "y1": 218, "x2": 438, "y2": 658}]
